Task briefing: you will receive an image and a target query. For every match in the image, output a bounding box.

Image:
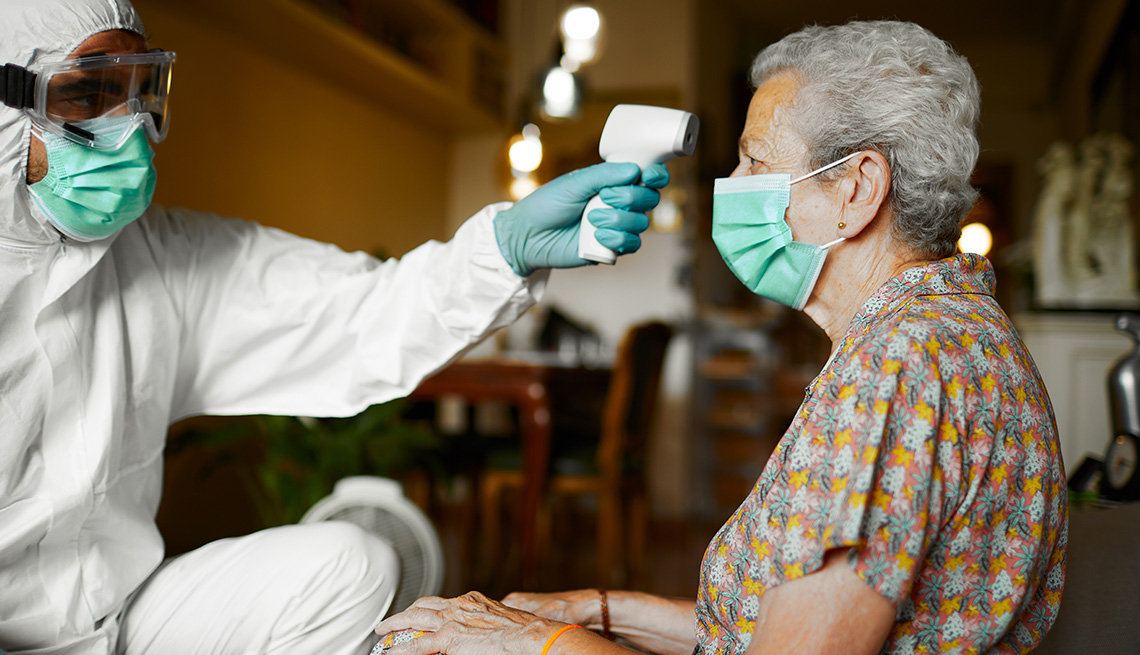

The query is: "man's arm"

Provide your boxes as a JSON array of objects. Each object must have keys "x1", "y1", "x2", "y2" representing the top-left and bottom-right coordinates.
[
  {"x1": 502, "y1": 589, "x2": 696, "y2": 655},
  {"x1": 150, "y1": 162, "x2": 665, "y2": 421},
  {"x1": 746, "y1": 548, "x2": 895, "y2": 655},
  {"x1": 148, "y1": 203, "x2": 542, "y2": 421}
]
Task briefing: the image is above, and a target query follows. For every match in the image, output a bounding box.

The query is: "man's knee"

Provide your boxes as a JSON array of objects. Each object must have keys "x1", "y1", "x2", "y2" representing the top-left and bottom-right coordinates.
[
  {"x1": 118, "y1": 522, "x2": 400, "y2": 655},
  {"x1": 293, "y1": 521, "x2": 399, "y2": 611}
]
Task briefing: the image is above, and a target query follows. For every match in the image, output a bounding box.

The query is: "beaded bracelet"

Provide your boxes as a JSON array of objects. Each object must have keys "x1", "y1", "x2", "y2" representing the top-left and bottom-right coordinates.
[
  {"x1": 540, "y1": 624, "x2": 584, "y2": 655},
  {"x1": 598, "y1": 588, "x2": 613, "y2": 640}
]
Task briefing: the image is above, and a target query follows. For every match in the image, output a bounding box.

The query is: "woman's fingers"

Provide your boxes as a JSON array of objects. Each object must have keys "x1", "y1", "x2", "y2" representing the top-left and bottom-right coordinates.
[
  {"x1": 408, "y1": 596, "x2": 451, "y2": 611},
  {"x1": 379, "y1": 593, "x2": 562, "y2": 655},
  {"x1": 374, "y1": 606, "x2": 442, "y2": 636},
  {"x1": 500, "y1": 589, "x2": 597, "y2": 624},
  {"x1": 500, "y1": 592, "x2": 533, "y2": 610}
]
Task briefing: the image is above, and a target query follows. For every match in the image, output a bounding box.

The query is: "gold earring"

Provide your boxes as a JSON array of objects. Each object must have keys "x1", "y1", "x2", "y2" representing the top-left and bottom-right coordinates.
[{"x1": 838, "y1": 221, "x2": 846, "y2": 230}]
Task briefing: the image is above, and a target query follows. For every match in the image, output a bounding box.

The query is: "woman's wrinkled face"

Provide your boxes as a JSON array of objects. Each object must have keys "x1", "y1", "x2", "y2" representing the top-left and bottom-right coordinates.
[
  {"x1": 731, "y1": 73, "x2": 845, "y2": 246},
  {"x1": 732, "y1": 73, "x2": 807, "y2": 179}
]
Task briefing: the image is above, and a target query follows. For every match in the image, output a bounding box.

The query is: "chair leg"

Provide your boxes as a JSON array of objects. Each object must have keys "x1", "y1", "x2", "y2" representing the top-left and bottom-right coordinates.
[
  {"x1": 456, "y1": 474, "x2": 479, "y2": 590},
  {"x1": 597, "y1": 488, "x2": 621, "y2": 587},
  {"x1": 479, "y1": 475, "x2": 506, "y2": 583},
  {"x1": 627, "y1": 486, "x2": 648, "y2": 588},
  {"x1": 534, "y1": 495, "x2": 554, "y2": 581},
  {"x1": 402, "y1": 469, "x2": 432, "y2": 513}
]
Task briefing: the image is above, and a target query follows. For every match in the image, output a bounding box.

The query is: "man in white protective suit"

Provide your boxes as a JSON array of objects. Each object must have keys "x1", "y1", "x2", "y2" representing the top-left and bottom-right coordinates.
[{"x1": 0, "y1": 1, "x2": 669, "y2": 653}]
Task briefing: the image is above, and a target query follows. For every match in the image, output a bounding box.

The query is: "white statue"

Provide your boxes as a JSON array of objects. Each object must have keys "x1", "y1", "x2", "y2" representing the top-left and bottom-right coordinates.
[
  {"x1": 1033, "y1": 142, "x2": 1076, "y2": 306},
  {"x1": 1066, "y1": 137, "x2": 1104, "y2": 286},
  {"x1": 1088, "y1": 134, "x2": 1137, "y2": 300},
  {"x1": 1033, "y1": 133, "x2": 1138, "y2": 308}
]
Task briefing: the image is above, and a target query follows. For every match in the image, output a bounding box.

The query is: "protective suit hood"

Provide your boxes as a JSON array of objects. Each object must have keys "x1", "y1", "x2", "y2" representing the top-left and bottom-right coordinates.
[{"x1": 0, "y1": 0, "x2": 145, "y2": 246}]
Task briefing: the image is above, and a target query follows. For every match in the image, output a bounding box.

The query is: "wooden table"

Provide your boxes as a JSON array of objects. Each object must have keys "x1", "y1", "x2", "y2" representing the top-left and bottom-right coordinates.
[{"x1": 410, "y1": 356, "x2": 610, "y2": 582}]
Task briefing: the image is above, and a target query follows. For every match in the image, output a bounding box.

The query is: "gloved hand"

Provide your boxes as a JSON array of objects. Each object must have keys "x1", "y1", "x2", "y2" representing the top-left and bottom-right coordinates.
[{"x1": 493, "y1": 161, "x2": 670, "y2": 277}]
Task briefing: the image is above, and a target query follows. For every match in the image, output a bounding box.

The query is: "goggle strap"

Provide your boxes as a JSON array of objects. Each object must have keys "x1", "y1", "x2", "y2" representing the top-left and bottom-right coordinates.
[{"x1": 1, "y1": 64, "x2": 36, "y2": 109}]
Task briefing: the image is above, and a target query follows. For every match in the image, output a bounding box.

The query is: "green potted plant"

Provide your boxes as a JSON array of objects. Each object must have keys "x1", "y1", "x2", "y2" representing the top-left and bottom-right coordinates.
[{"x1": 190, "y1": 400, "x2": 444, "y2": 528}]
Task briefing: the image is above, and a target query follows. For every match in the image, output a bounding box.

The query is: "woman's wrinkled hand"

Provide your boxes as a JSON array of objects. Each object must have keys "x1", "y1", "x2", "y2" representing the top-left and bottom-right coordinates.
[
  {"x1": 501, "y1": 589, "x2": 601, "y2": 627},
  {"x1": 374, "y1": 591, "x2": 566, "y2": 655}
]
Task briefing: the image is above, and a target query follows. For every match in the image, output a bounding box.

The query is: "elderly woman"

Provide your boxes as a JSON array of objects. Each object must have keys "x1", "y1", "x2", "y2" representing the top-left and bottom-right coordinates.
[{"x1": 374, "y1": 20, "x2": 1066, "y2": 655}]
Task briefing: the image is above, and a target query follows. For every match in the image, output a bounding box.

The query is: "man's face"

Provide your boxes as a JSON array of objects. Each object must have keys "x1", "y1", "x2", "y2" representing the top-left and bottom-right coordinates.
[{"x1": 26, "y1": 29, "x2": 148, "y2": 184}]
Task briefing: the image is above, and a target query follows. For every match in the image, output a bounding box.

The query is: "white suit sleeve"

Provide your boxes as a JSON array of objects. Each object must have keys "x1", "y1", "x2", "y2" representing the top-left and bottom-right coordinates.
[{"x1": 144, "y1": 202, "x2": 544, "y2": 420}]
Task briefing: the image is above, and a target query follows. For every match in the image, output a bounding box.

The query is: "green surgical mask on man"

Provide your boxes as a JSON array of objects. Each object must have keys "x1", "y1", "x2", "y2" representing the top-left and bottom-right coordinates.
[{"x1": 29, "y1": 116, "x2": 156, "y2": 242}]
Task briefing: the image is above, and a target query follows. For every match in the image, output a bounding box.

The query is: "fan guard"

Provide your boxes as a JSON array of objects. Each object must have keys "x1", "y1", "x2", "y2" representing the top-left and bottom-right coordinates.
[{"x1": 301, "y1": 476, "x2": 443, "y2": 615}]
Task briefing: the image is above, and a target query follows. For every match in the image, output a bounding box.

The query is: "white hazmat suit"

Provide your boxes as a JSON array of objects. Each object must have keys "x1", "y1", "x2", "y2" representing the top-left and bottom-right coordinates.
[{"x1": 0, "y1": 1, "x2": 545, "y2": 653}]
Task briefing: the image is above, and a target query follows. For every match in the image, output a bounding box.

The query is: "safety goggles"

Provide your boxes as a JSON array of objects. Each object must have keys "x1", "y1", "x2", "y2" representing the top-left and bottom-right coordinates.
[{"x1": 2, "y1": 49, "x2": 175, "y2": 149}]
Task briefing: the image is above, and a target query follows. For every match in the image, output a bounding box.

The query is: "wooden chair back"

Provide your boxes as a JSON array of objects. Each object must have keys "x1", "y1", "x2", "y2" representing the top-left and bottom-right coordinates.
[{"x1": 596, "y1": 321, "x2": 673, "y2": 482}]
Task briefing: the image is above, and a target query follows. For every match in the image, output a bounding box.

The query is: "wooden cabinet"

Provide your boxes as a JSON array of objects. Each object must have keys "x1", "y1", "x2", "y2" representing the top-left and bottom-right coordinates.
[
  {"x1": 691, "y1": 308, "x2": 777, "y2": 516},
  {"x1": 691, "y1": 305, "x2": 829, "y2": 518}
]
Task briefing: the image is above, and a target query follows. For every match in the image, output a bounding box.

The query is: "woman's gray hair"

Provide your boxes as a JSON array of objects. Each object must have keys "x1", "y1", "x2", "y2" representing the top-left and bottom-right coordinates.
[{"x1": 751, "y1": 21, "x2": 980, "y2": 258}]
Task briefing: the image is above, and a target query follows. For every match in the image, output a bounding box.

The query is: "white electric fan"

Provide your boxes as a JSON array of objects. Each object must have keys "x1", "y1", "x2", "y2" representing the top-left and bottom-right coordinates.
[{"x1": 301, "y1": 476, "x2": 444, "y2": 615}]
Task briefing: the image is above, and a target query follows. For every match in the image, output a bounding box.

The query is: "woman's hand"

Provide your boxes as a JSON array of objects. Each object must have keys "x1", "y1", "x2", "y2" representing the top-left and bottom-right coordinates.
[
  {"x1": 374, "y1": 591, "x2": 567, "y2": 655},
  {"x1": 501, "y1": 589, "x2": 601, "y2": 627}
]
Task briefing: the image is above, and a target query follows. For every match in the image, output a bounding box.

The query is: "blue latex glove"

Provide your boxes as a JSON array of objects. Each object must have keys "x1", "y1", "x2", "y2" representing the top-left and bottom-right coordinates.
[{"x1": 493, "y1": 162, "x2": 670, "y2": 277}]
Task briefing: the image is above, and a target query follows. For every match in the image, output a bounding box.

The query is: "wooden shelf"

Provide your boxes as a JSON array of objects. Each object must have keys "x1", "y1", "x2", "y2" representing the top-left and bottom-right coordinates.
[
  {"x1": 698, "y1": 351, "x2": 760, "y2": 381},
  {"x1": 160, "y1": 0, "x2": 507, "y2": 134}
]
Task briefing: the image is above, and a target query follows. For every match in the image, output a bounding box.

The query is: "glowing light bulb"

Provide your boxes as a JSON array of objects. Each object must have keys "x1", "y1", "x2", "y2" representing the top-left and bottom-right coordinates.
[
  {"x1": 508, "y1": 126, "x2": 542, "y2": 173},
  {"x1": 559, "y1": 5, "x2": 601, "y2": 67},
  {"x1": 958, "y1": 222, "x2": 993, "y2": 256},
  {"x1": 561, "y1": 5, "x2": 600, "y2": 41},
  {"x1": 541, "y1": 66, "x2": 579, "y2": 118}
]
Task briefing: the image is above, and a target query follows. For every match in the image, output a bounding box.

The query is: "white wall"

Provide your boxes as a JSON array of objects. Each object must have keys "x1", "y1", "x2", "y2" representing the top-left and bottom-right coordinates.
[{"x1": 1016, "y1": 313, "x2": 1133, "y2": 474}]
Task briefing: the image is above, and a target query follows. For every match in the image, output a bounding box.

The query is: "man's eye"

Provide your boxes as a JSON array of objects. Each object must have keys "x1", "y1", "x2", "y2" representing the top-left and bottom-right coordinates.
[{"x1": 66, "y1": 94, "x2": 100, "y2": 108}]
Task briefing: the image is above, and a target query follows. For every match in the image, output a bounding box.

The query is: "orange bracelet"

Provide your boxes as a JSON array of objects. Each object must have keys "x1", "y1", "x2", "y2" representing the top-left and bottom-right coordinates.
[{"x1": 540, "y1": 624, "x2": 584, "y2": 655}]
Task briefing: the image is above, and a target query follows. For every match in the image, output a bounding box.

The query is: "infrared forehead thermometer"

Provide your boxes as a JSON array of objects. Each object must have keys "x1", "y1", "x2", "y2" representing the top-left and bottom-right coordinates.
[{"x1": 577, "y1": 104, "x2": 700, "y2": 264}]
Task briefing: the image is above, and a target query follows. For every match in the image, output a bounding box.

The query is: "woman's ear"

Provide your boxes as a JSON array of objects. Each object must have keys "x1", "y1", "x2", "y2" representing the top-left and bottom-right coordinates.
[{"x1": 836, "y1": 151, "x2": 890, "y2": 238}]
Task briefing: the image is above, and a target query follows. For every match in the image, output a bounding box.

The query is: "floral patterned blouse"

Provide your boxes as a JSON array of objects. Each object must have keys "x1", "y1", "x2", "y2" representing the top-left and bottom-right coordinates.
[{"x1": 694, "y1": 254, "x2": 1067, "y2": 654}]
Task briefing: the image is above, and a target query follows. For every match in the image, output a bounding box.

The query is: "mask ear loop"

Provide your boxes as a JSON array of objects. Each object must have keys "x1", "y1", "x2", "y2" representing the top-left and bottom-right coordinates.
[
  {"x1": 792, "y1": 152, "x2": 863, "y2": 251},
  {"x1": 791, "y1": 151, "x2": 862, "y2": 185}
]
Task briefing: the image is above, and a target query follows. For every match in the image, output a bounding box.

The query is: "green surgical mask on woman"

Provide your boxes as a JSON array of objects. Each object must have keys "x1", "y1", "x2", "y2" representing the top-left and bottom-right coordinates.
[
  {"x1": 29, "y1": 117, "x2": 156, "y2": 242},
  {"x1": 711, "y1": 152, "x2": 859, "y2": 310}
]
